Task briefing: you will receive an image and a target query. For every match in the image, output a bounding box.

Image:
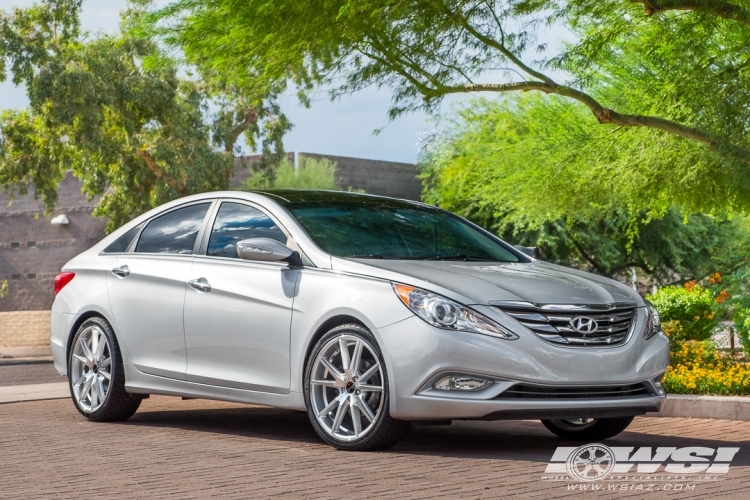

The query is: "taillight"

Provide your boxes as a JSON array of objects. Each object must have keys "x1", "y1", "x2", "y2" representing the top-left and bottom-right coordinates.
[{"x1": 54, "y1": 272, "x2": 75, "y2": 295}]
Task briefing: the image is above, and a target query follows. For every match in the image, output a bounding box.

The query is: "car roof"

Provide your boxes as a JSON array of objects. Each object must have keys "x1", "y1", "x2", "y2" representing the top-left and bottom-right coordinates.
[{"x1": 251, "y1": 189, "x2": 432, "y2": 208}]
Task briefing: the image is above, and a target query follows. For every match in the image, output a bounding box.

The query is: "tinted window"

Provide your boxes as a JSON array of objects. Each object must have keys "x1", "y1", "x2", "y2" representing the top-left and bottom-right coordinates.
[
  {"x1": 103, "y1": 224, "x2": 142, "y2": 253},
  {"x1": 135, "y1": 203, "x2": 210, "y2": 254},
  {"x1": 207, "y1": 202, "x2": 287, "y2": 259},
  {"x1": 288, "y1": 201, "x2": 520, "y2": 262}
]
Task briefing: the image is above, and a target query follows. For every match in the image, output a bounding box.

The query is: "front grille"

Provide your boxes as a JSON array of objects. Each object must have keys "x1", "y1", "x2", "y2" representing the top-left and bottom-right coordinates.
[
  {"x1": 495, "y1": 304, "x2": 636, "y2": 347},
  {"x1": 496, "y1": 382, "x2": 652, "y2": 400}
]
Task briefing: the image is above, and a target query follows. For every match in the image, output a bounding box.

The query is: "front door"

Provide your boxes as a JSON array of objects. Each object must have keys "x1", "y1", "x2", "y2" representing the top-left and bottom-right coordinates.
[
  {"x1": 184, "y1": 201, "x2": 298, "y2": 393},
  {"x1": 106, "y1": 202, "x2": 212, "y2": 380}
]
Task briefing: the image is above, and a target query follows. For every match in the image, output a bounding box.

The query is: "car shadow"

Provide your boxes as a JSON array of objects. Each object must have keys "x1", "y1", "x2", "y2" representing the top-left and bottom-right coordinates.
[{"x1": 120, "y1": 404, "x2": 750, "y2": 464}]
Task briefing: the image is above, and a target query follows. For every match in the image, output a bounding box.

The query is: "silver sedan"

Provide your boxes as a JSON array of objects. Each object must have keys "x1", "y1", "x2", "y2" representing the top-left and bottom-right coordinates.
[{"x1": 51, "y1": 190, "x2": 670, "y2": 450}]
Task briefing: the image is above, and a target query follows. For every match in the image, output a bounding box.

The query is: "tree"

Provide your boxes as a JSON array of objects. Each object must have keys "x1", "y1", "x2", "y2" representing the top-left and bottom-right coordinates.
[
  {"x1": 150, "y1": 0, "x2": 750, "y2": 214},
  {"x1": 0, "y1": 0, "x2": 290, "y2": 231},
  {"x1": 418, "y1": 95, "x2": 750, "y2": 283}
]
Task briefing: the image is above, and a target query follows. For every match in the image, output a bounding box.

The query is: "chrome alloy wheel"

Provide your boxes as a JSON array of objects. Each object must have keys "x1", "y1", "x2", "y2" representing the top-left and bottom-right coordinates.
[
  {"x1": 549, "y1": 418, "x2": 598, "y2": 431},
  {"x1": 309, "y1": 334, "x2": 385, "y2": 442},
  {"x1": 70, "y1": 325, "x2": 112, "y2": 413}
]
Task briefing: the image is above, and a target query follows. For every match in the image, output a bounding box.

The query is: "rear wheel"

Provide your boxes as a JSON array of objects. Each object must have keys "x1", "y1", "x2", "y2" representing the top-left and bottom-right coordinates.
[
  {"x1": 304, "y1": 324, "x2": 410, "y2": 451},
  {"x1": 68, "y1": 317, "x2": 141, "y2": 421},
  {"x1": 541, "y1": 416, "x2": 634, "y2": 441}
]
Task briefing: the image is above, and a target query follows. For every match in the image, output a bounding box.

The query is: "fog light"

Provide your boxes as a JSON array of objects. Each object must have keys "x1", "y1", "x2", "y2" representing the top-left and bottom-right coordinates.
[
  {"x1": 654, "y1": 373, "x2": 666, "y2": 395},
  {"x1": 434, "y1": 376, "x2": 492, "y2": 391}
]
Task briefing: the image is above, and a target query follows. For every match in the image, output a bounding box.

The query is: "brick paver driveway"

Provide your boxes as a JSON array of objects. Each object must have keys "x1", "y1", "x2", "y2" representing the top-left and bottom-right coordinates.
[{"x1": 2, "y1": 396, "x2": 749, "y2": 499}]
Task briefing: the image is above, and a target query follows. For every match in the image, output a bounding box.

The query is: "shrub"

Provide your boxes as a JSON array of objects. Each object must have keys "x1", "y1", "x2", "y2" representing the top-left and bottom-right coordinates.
[
  {"x1": 664, "y1": 341, "x2": 750, "y2": 395},
  {"x1": 242, "y1": 156, "x2": 342, "y2": 190},
  {"x1": 734, "y1": 305, "x2": 750, "y2": 357},
  {"x1": 0, "y1": 279, "x2": 8, "y2": 299},
  {"x1": 646, "y1": 283, "x2": 718, "y2": 343}
]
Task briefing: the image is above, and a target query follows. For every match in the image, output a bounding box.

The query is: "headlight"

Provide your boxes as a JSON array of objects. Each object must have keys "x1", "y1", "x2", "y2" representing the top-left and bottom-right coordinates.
[
  {"x1": 393, "y1": 284, "x2": 518, "y2": 339},
  {"x1": 644, "y1": 300, "x2": 662, "y2": 340}
]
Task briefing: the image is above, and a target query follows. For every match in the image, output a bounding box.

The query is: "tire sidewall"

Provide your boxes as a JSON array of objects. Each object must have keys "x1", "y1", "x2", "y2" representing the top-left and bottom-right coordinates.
[
  {"x1": 68, "y1": 317, "x2": 121, "y2": 420},
  {"x1": 542, "y1": 416, "x2": 635, "y2": 441},
  {"x1": 304, "y1": 324, "x2": 394, "y2": 450}
]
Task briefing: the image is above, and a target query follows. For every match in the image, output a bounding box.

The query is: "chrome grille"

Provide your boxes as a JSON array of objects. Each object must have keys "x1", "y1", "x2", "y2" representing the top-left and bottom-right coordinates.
[
  {"x1": 495, "y1": 304, "x2": 636, "y2": 346},
  {"x1": 496, "y1": 382, "x2": 652, "y2": 400}
]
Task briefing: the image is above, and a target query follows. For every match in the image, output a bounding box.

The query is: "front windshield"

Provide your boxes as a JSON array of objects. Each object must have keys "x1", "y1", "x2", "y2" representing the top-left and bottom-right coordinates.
[{"x1": 287, "y1": 200, "x2": 521, "y2": 262}]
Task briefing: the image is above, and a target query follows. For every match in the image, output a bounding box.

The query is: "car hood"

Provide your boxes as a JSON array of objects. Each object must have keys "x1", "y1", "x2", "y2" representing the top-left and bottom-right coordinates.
[{"x1": 346, "y1": 259, "x2": 642, "y2": 307}]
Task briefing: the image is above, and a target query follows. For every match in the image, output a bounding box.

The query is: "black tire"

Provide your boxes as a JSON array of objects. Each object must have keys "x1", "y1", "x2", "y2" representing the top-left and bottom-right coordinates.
[
  {"x1": 68, "y1": 317, "x2": 141, "y2": 422},
  {"x1": 541, "y1": 416, "x2": 634, "y2": 441},
  {"x1": 304, "y1": 323, "x2": 410, "y2": 451}
]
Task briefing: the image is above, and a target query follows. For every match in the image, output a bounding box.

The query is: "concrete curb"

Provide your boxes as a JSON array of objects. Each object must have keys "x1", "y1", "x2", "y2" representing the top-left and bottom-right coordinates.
[
  {"x1": 0, "y1": 382, "x2": 69, "y2": 404},
  {"x1": 0, "y1": 357, "x2": 54, "y2": 366},
  {"x1": 647, "y1": 394, "x2": 750, "y2": 421},
  {"x1": 0, "y1": 346, "x2": 52, "y2": 359},
  {"x1": 0, "y1": 346, "x2": 54, "y2": 366}
]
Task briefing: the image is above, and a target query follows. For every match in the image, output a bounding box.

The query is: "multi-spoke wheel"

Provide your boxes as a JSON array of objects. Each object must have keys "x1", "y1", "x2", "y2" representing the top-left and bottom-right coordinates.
[
  {"x1": 68, "y1": 317, "x2": 141, "y2": 421},
  {"x1": 304, "y1": 324, "x2": 410, "y2": 450},
  {"x1": 541, "y1": 416, "x2": 635, "y2": 441},
  {"x1": 71, "y1": 323, "x2": 113, "y2": 412}
]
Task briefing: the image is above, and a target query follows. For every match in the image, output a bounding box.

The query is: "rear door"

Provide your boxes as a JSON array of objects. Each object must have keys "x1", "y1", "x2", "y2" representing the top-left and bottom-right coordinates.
[
  {"x1": 106, "y1": 201, "x2": 213, "y2": 380},
  {"x1": 183, "y1": 200, "x2": 298, "y2": 393}
]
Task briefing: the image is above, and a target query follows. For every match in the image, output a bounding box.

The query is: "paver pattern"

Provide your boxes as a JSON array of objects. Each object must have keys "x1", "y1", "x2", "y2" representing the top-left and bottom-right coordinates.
[{"x1": 1, "y1": 394, "x2": 749, "y2": 499}]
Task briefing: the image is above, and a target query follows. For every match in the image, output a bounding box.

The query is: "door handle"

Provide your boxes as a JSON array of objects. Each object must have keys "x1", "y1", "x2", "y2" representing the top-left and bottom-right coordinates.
[
  {"x1": 111, "y1": 265, "x2": 130, "y2": 278},
  {"x1": 188, "y1": 277, "x2": 211, "y2": 293}
]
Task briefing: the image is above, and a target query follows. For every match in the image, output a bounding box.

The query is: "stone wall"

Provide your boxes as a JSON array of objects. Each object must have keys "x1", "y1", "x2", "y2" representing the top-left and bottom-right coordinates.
[
  {"x1": 0, "y1": 311, "x2": 51, "y2": 347},
  {"x1": 0, "y1": 172, "x2": 107, "y2": 313},
  {"x1": 299, "y1": 153, "x2": 422, "y2": 201}
]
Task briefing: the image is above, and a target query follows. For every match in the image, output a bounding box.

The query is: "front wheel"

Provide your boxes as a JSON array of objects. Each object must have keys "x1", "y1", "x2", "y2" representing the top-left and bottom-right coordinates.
[
  {"x1": 541, "y1": 416, "x2": 634, "y2": 441},
  {"x1": 304, "y1": 324, "x2": 410, "y2": 451},
  {"x1": 68, "y1": 317, "x2": 141, "y2": 422}
]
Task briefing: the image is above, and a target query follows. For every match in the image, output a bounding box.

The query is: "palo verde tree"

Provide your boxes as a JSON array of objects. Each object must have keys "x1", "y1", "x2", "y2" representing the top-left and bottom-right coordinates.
[
  {"x1": 418, "y1": 96, "x2": 750, "y2": 284},
  {"x1": 151, "y1": 0, "x2": 750, "y2": 215},
  {"x1": 0, "y1": 0, "x2": 290, "y2": 231}
]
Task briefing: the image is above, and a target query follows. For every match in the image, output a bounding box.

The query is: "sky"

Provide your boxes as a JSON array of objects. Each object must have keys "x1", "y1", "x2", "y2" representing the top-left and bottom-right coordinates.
[{"x1": 0, "y1": 0, "x2": 569, "y2": 164}]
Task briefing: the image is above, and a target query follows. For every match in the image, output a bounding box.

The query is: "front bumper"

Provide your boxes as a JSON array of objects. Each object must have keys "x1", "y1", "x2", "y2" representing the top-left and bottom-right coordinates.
[{"x1": 377, "y1": 306, "x2": 670, "y2": 421}]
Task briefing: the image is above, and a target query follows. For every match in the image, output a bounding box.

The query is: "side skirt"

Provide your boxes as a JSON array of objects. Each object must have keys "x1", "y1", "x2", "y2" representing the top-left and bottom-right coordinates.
[{"x1": 123, "y1": 363, "x2": 306, "y2": 410}]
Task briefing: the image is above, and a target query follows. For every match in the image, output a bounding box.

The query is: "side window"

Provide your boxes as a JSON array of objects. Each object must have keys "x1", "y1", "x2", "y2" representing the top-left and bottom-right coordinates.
[
  {"x1": 135, "y1": 203, "x2": 210, "y2": 255},
  {"x1": 103, "y1": 224, "x2": 142, "y2": 253},
  {"x1": 207, "y1": 202, "x2": 287, "y2": 259}
]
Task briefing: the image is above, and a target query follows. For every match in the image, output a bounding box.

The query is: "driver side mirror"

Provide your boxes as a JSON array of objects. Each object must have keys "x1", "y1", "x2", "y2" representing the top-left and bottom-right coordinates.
[
  {"x1": 514, "y1": 245, "x2": 540, "y2": 259},
  {"x1": 236, "y1": 238, "x2": 302, "y2": 266}
]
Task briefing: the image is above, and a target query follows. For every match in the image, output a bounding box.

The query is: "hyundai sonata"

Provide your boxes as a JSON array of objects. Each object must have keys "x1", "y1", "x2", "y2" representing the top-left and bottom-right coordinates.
[{"x1": 51, "y1": 190, "x2": 670, "y2": 450}]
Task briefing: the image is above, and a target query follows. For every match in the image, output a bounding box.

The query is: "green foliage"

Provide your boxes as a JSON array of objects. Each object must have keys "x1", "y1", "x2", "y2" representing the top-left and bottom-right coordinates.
[
  {"x1": 0, "y1": 0, "x2": 290, "y2": 231},
  {"x1": 734, "y1": 306, "x2": 750, "y2": 356},
  {"x1": 716, "y1": 260, "x2": 750, "y2": 356},
  {"x1": 151, "y1": 0, "x2": 750, "y2": 214},
  {"x1": 417, "y1": 95, "x2": 750, "y2": 282},
  {"x1": 0, "y1": 279, "x2": 8, "y2": 299},
  {"x1": 241, "y1": 156, "x2": 344, "y2": 191},
  {"x1": 647, "y1": 285, "x2": 718, "y2": 343}
]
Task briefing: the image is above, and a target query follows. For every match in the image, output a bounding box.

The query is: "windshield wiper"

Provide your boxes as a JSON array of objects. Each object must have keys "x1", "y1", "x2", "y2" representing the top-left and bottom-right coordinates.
[
  {"x1": 422, "y1": 254, "x2": 499, "y2": 262},
  {"x1": 347, "y1": 254, "x2": 387, "y2": 259}
]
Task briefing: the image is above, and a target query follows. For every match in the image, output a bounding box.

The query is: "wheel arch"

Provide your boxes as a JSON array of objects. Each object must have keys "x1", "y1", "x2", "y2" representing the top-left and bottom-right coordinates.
[
  {"x1": 301, "y1": 314, "x2": 368, "y2": 385},
  {"x1": 65, "y1": 310, "x2": 120, "y2": 368}
]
